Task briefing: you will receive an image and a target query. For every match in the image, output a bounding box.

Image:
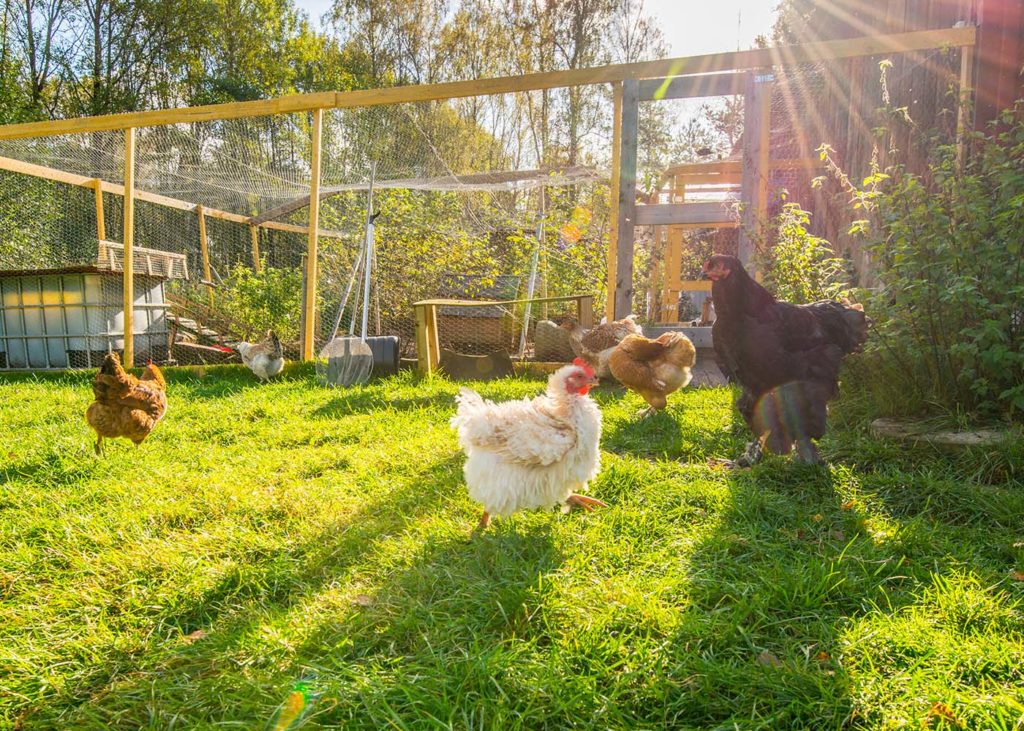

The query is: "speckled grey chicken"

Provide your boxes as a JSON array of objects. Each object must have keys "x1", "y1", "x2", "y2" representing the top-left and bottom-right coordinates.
[{"x1": 563, "y1": 315, "x2": 643, "y2": 378}]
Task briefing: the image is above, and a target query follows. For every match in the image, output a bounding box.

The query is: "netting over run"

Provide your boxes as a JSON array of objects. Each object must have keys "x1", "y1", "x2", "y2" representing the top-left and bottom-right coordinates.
[{"x1": 0, "y1": 88, "x2": 613, "y2": 370}]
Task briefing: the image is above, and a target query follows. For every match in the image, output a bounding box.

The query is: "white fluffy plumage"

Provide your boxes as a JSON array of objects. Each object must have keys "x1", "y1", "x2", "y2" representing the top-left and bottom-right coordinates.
[{"x1": 450, "y1": 363, "x2": 602, "y2": 521}]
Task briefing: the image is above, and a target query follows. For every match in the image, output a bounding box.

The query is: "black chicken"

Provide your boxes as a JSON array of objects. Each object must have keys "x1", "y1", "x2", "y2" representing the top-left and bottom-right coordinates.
[{"x1": 704, "y1": 255, "x2": 869, "y2": 465}]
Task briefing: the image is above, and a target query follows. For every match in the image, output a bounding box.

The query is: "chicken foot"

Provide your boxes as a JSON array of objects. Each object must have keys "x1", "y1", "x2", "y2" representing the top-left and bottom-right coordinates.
[
  {"x1": 564, "y1": 494, "x2": 608, "y2": 512},
  {"x1": 708, "y1": 435, "x2": 765, "y2": 469},
  {"x1": 736, "y1": 438, "x2": 764, "y2": 467},
  {"x1": 793, "y1": 438, "x2": 824, "y2": 465}
]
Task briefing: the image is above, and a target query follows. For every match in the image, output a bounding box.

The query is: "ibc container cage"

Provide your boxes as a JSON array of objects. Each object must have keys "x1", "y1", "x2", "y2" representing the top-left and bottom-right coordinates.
[{"x1": 0, "y1": 267, "x2": 170, "y2": 370}]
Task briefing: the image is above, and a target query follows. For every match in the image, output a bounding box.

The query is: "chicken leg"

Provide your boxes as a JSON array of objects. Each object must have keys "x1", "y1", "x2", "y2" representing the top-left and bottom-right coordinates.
[
  {"x1": 477, "y1": 510, "x2": 491, "y2": 529},
  {"x1": 94, "y1": 436, "x2": 103, "y2": 455}
]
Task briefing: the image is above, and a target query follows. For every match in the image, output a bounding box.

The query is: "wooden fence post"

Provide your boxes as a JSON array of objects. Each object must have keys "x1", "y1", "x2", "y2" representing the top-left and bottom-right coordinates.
[
  {"x1": 605, "y1": 81, "x2": 624, "y2": 322},
  {"x1": 92, "y1": 179, "x2": 105, "y2": 241},
  {"x1": 738, "y1": 71, "x2": 772, "y2": 269},
  {"x1": 302, "y1": 108, "x2": 324, "y2": 361},
  {"x1": 122, "y1": 128, "x2": 136, "y2": 367},
  {"x1": 197, "y1": 204, "x2": 213, "y2": 310},
  {"x1": 250, "y1": 224, "x2": 262, "y2": 272},
  {"x1": 613, "y1": 78, "x2": 639, "y2": 320}
]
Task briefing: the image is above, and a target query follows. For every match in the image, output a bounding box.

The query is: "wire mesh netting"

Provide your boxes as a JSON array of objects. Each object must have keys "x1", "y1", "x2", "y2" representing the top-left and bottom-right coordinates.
[{"x1": 0, "y1": 90, "x2": 612, "y2": 371}]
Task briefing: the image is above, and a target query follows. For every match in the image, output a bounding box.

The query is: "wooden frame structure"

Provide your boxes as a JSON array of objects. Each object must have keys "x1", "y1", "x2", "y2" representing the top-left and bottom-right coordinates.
[
  {"x1": 413, "y1": 295, "x2": 594, "y2": 375},
  {"x1": 0, "y1": 26, "x2": 977, "y2": 363}
]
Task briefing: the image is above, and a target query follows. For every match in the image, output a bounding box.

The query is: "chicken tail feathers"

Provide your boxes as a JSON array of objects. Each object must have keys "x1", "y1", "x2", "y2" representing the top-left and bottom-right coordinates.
[
  {"x1": 450, "y1": 387, "x2": 488, "y2": 429},
  {"x1": 268, "y1": 330, "x2": 283, "y2": 359}
]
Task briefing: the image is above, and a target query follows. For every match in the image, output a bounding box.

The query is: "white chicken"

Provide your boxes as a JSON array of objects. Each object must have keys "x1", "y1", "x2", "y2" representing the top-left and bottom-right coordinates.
[
  {"x1": 236, "y1": 330, "x2": 285, "y2": 382},
  {"x1": 451, "y1": 358, "x2": 606, "y2": 529}
]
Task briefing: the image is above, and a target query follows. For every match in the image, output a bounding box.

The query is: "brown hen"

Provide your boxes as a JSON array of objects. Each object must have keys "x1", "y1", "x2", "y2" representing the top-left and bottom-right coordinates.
[
  {"x1": 85, "y1": 352, "x2": 168, "y2": 454},
  {"x1": 609, "y1": 332, "x2": 697, "y2": 417}
]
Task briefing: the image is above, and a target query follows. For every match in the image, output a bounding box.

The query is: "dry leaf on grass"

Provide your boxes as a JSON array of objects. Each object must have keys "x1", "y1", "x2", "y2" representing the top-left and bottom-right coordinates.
[
  {"x1": 352, "y1": 593, "x2": 374, "y2": 606},
  {"x1": 924, "y1": 701, "x2": 961, "y2": 727},
  {"x1": 841, "y1": 499, "x2": 855, "y2": 510},
  {"x1": 757, "y1": 651, "x2": 782, "y2": 668},
  {"x1": 182, "y1": 629, "x2": 208, "y2": 644},
  {"x1": 1009, "y1": 570, "x2": 1024, "y2": 582},
  {"x1": 812, "y1": 513, "x2": 824, "y2": 522}
]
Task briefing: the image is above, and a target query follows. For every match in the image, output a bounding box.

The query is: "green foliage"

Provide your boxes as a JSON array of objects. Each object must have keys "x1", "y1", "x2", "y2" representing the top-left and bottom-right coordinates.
[
  {"x1": 212, "y1": 264, "x2": 304, "y2": 342},
  {"x1": 757, "y1": 202, "x2": 851, "y2": 304},
  {"x1": 846, "y1": 103, "x2": 1024, "y2": 419}
]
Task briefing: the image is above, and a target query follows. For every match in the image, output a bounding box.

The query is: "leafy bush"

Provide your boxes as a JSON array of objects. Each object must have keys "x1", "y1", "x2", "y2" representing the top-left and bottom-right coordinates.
[
  {"x1": 756, "y1": 201, "x2": 851, "y2": 304},
  {"x1": 835, "y1": 102, "x2": 1024, "y2": 419},
  {"x1": 214, "y1": 265, "x2": 304, "y2": 343}
]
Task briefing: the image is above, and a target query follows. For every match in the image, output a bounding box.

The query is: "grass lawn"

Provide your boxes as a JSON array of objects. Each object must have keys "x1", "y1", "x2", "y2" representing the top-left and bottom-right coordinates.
[{"x1": 1, "y1": 365, "x2": 1023, "y2": 730}]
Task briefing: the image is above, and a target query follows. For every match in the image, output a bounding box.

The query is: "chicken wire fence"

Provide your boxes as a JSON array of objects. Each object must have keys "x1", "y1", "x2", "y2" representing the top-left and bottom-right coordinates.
[{"x1": 0, "y1": 90, "x2": 612, "y2": 371}]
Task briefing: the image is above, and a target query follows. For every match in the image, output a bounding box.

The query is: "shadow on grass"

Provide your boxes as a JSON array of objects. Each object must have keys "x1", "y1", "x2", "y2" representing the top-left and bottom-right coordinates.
[
  {"x1": 16, "y1": 452, "x2": 467, "y2": 727},
  {"x1": 658, "y1": 412, "x2": 1024, "y2": 729}
]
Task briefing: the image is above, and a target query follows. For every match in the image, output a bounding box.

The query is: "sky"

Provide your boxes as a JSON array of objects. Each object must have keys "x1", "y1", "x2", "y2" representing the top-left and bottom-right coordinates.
[{"x1": 294, "y1": 0, "x2": 780, "y2": 58}]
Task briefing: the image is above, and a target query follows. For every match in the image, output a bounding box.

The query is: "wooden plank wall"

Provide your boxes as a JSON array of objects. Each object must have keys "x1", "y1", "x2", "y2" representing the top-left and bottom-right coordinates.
[{"x1": 765, "y1": 0, "x2": 1020, "y2": 282}]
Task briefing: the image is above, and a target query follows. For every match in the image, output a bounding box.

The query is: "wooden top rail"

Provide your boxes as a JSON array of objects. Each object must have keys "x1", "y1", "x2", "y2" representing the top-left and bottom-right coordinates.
[
  {"x1": 663, "y1": 157, "x2": 823, "y2": 178},
  {"x1": 0, "y1": 154, "x2": 348, "y2": 238},
  {"x1": 0, "y1": 27, "x2": 975, "y2": 141},
  {"x1": 415, "y1": 294, "x2": 592, "y2": 308}
]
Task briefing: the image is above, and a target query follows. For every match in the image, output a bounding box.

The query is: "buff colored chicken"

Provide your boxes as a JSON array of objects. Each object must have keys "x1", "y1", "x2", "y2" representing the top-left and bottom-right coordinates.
[
  {"x1": 85, "y1": 352, "x2": 168, "y2": 454},
  {"x1": 609, "y1": 332, "x2": 697, "y2": 417},
  {"x1": 450, "y1": 358, "x2": 606, "y2": 529}
]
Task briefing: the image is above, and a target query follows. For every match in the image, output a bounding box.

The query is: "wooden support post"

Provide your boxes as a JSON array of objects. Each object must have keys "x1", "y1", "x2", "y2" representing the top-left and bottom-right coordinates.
[
  {"x1": 414, "y1": 303, "x2": 442, "y2": 375},
  {"x1": 577, "y1": 295, "x2": 594, "y2": 328},
  {"x1": 197, "y1": 204, "x2": 213, "y2": 310},
  {"x1": 92, "y1": 179, "x2": 105, "y2": 240},
  {"x1": 249, "y1": 225, "x2": 262, "y2": 272},
  {"x1": 605, "y1": 81, "x2": 623, "y2": 321},
  {"x1": 122, "y1": 128, "x2": 136, "y2": 368},
  {"x1": 738, "y1": 71, "x2": 772, "y2": 269},
  {"x1": 302, "y1": 108, "x2": 324, "y2": 361},
  {"x1": 415, "y1": 304, "x2": 430, "y2": 374},
  {"x1": 956, "y1": 40, "x2": 976, "y2": 167},
  {"x1": 613, "y1": 78, "x2": 640, "y2": 320},
  {"x1": 661, "y1": 225, "x2": 684, "y2": 323}
]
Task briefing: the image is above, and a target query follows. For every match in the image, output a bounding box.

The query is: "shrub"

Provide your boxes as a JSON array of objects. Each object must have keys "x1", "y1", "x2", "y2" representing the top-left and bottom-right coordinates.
[
  {"x1": 756, "y1": 201, "x2": 852, "y2": 304},
  {"x1": 832, "y1": 102, "x2": 1024, "y2": 419},
  {"x1": 214, "y1": 264, "x2": 304, "y2": 344}
]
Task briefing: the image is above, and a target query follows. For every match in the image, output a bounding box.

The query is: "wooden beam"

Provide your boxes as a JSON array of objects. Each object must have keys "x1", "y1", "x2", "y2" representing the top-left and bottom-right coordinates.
[
  {"x1": 662, "y1": 157, "x2": 820, "y2": 180},
  {"x1": 197, "y1": 205, "x2": 213, "y2": 309},
  {"x1": 613, "y1": 79, "x2": 640, "y2": 320},
  {"x1": 302, "y1": 109, "x2": 323, "y2": 361},
  {"x1": 0, "y1": 155, "x2": 348, "y2": 239},
  {"x1": 680, "y1": 280, "x2": 712, "y2": 292},
  {"x1": 0, "y1": 28, "x2": 976, "y2": 141},
  {"x1": 956, "y1": 40, "x2": 976, "y2": 166},
  {"x1": 636, "y1": 202, "x2": 737, "y2": 226},
  {"x1": 250, "y1": 225, "x2": 262, "y2": 272},
  {"x1": 639, "y1": 72, "x2": 746, "y2": 101},
  {"x1": 122, "y1": 128, "x2": 136, "y2": 368},
  {"x1": 605, "y1": 82, "x2": 623, "y2": 322},
  {"x1": 92, "y1": 179, "x2": 105, "y2": 240},
  {"x1": 414, "y1": 294, "x2": 596, "y2": 308},
  {"x1": 738, "y1": 72, "x2": 772, "y2": 268}
]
